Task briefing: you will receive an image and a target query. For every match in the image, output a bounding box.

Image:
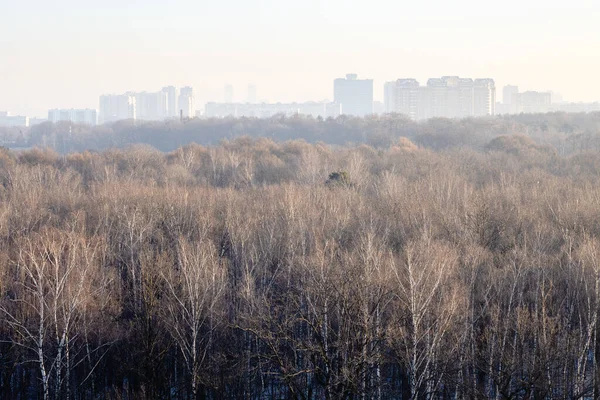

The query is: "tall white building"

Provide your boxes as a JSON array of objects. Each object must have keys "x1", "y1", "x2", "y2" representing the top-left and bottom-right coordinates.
[
  {"x1": 383, "y1": 76, "x2": 495, "y2": 120},
  {"x1": 415, "y1": 87, "x2": 432, "y2": 120},
  {"x1": 457, "y1": 78, "x2": 475, "y2": 117},
  {"x1": 334, "y1": 74, "x2": 374, "y2": 117},
  {"x1": 503, "y1": 85, "x2": 519, "y2": 105},
  {"x1": 441, "y1": 76, "x2": 461, "y2": 118},
  {"x1": 396, "y1": 79, "x2": 421, "y2": 120},
  {"x1": 473, "y1": 79, "x2": 496, "y2": 117},
  {"x1": 131, "y1": 91, "x2": 169, "y2": 121},
  {"x1": 513, "y1": 91, "x2": 552, "y2": 114},
  {"x1": 424, "y1": 78, "x2": 445, "y2": 118},
  {"x1": 48, "y1": 109, "x2": 97, "y2": 125},
  {"x1": 424, "y1": 76, "x2": 479, "y2": 118},
  {"x1": 99, "y1": 94, "x2": 136, "y2": 124},
  {"x1": 383, "y1": 82, "x2": 397, "y2": 113},
  {"x1": 385, "y1": 79, "x2": 421, "y2": 119},
  {"x1": 178, "y1": 86, "x2": 195, "y2": 118},
  {"x1": 162, "y1": 86, "x2": 178, "y2": 118}
]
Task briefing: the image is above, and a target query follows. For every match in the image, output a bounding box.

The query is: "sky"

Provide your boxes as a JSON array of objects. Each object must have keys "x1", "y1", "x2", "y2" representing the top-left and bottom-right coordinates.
[{"x1": 1, "y1": 0, "x2": 600, "y2": 117}]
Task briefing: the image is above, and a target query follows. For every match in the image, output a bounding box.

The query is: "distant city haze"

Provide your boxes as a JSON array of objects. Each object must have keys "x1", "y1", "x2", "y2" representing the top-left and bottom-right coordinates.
[{"x1": 2, "y1": 0, "x2": 600, "y2": 117}]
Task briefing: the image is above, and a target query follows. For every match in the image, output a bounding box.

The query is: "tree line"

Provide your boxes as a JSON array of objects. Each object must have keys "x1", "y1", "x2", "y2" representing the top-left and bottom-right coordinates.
[
  {"x1": 1, "y1": 111, "x2": 599, "y2": 154},
  {"x1": 1, "y1": 133, "x2": 600, "y2": 398}
]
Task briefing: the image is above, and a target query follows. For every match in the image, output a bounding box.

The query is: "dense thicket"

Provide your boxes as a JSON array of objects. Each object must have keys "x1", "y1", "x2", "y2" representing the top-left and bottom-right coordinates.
[
  {"x1": 3, "y1": 111, "x2": 600, "y2": 153},
  {"x1": 2, "y1": 129, "x2": 600, "y2": 399}
]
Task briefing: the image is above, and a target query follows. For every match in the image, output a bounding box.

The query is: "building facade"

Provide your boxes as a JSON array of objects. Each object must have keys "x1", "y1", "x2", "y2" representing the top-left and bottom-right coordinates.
[
  {"x1": 162, "y1": 86, "x2": 178, "y2": 118},
  {"x1": 383, "y1": 81, "x2": 397, "y2": 113},
  {"x1": 473, "y1": 79, "x2": 496, "y2": 117},
  {"x1": 99, "y1": 94, "x2": 136, "y2": 124},
  {"x1": 503, "y1": 85, "x2": 519, "y2": 105},
  {"x1": 384, "y1": 76, "x2": 495, "y2": 120},
  {"x1": 334, "y1": 74, "x2": 374, "y2": 117},
  {"x1": 0, "y1": 112, "x2": 29, "y2": 127},
  {"x1": 513, "y1": 91, "x2": 552, "y2": 114},
  {"x1": 48, "y1": 109, "x2": 97, "y2": 125},
  {"x1": 204, "y1": 102, "x2": 341, "y2": 119},
  {"x1": 131, "y1": 91, "x2": 169, "y2": 121},
  {"x1": 395, "y1": 79, "x2": 420, "y2": 120},
  {"x1": 178, "y1": 86, "x2": 195, "y2": 118}
]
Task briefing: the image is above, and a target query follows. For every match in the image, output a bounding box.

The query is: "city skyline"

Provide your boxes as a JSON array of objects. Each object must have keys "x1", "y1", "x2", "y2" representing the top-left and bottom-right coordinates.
[
  {"x1": 3, "y1": 75, "x2": 600, "y2": 127},
  {"x1": 1, "y1": 74, "x2": 592, "y2": 120},
  {"x1": 2, "y1": 0, "x2": 600, "y2": 117}
]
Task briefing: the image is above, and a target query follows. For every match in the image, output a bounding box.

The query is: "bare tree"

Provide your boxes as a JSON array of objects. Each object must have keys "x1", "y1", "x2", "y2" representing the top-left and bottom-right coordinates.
[
  {"x1": 162, "y1": 235, "x2": 226, "y2": 398},
  {"x1": 389, "y1": 234, "x2": 462, "y2": 399},
  {"x1": 1, "y1": 224, "x2": 105, "y2": 400}
]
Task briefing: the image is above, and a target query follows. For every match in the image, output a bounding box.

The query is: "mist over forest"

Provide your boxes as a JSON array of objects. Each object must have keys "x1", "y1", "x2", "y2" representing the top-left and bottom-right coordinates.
[
  {"x1": 1, "y1": 112, "x2": 600, "y2": 398},
  {"x1": 2, "y1": 112, "x2": 600, "y2": 155}
]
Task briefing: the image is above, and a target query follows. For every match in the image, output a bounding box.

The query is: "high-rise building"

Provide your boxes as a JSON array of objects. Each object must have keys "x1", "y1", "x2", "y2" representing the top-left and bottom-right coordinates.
[
  {"x1": 383, "y1": 81, "x2": 397, "y2": 113},
  {"x1": 178, "y1": 86, "x2": 195, "y2": 118},
  {"x1": 513, "y1": 91, "x2": 551, "y2": 114},
  {"x1": 48, "y1": 109, "x2": 97, "y2": 125},
  {"x1": 473, "y1": 79, "x2": 496, "y2": 117},
  {"x1": 395, "y1": 79, "x2": 420, "y2": 120},
  {"x1": 457, "y1": 78, "x2": 475, "y2": 117},
  {"x1": 384, "y1": 76, "x2": 495, "y2": 120},
  {"x1": 162, "y1": 86, "x2": 178, "y2": 118},
  {"x1": 426, "y1": 78, "x2": 447, "y2": 118},
  {"x1": 384, "y1": 79, "x2": 421, "y2": 119},
  {"x1": 333, "y1": 74, "x2": 374, "y2": 117},
  {"x1": 421, "y1": 76, "x2": 476, "y2": 119},
  {"x1": 131, "y1": 91, "x2": 169, "y2": 121},
  {"x1": 503, "y1": 85, "x2": 519, "y2": 105},
  {"x1": 411, "y1": 86, "x2": 430, "y2": 120},
  {"x1": 247, "y1": 85, "x2": 257, "y2": 104},
  {"x1": 441, "y1": 76, "x2": 461, "y2": 118},
  {"x1": 99, "y1": 94, "x2": 136, "y2": 124},
  {"x1": 224, "y1": 85, "x2": 234, "y2": 103}
]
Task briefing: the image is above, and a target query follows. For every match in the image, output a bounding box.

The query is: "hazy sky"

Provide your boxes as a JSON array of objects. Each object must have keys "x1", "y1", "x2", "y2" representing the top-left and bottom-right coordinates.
[{"x1": 1, "y1": 0, "x2": 600, "y2": 117}]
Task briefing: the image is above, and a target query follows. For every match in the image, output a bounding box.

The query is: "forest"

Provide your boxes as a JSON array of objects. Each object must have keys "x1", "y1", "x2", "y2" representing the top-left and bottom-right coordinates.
[
  {"x1": 2, "y1": 114, "x2": 600, "y2": 399},
  {"x1": 2, "y1": 111, "x2": 600, "y2": 154}
]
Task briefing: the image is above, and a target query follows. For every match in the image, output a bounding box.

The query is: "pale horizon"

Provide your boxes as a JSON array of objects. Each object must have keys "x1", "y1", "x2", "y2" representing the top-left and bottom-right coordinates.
[{"x1": 2, "y1": 0, "x2": 600, "y2": 117}]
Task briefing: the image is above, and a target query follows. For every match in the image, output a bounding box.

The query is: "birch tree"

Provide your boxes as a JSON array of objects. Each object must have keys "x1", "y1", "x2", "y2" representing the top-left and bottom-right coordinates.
[
  {"x1": 389, "y1": 235, "x2": 461, "y2": 399},
  {"x1": 1, "y1": 226, "x2": 104, "y2": 400},
  {"x1": 162, "y1": 236, "x2": 226, "y2": 398}
]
